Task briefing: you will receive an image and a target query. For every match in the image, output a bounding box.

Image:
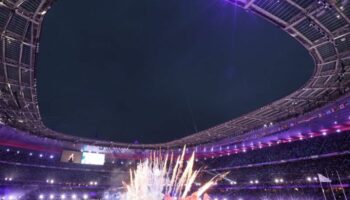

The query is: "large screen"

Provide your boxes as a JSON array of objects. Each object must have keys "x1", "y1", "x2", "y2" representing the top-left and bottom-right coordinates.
[
  {"x1": 60, "y1": 150, "x2": 82, "y2": 164},
  {"x1": 81, "y1": 152, "x2": 105, "y2": 165}
]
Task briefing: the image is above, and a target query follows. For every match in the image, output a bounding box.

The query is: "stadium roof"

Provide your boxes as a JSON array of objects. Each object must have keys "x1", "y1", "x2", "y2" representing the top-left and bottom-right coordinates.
[{"x1": 0, "y1": 0, "x2": 350, "y2": 148}]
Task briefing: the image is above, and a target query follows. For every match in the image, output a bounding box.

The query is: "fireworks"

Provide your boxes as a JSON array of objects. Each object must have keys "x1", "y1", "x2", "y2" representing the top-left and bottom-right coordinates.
[{"x1": 120, "y1": 147, "x2": 228, "y2": 200}]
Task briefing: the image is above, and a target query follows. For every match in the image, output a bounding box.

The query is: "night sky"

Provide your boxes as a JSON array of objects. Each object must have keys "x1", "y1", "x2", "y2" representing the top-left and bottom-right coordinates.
[{"x1": 37, "y1": 0, "x2": 314, "y2": 144}]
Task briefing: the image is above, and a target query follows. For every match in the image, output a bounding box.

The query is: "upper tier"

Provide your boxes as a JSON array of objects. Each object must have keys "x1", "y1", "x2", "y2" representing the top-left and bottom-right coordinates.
[{"x1": 0, "y1": 0, "x2": 350, "y2": 148}]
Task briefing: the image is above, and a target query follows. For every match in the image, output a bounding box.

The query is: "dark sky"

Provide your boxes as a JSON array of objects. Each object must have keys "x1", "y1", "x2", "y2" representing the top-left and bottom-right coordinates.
[{"x1": 37, "y1": 0, "x2": 314, "y2": 144}]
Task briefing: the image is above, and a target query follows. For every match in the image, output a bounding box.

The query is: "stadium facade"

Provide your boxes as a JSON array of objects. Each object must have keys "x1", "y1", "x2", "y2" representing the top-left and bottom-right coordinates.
[{"x1": 0, "y1": 0, "x2": 349, "y2": 199}]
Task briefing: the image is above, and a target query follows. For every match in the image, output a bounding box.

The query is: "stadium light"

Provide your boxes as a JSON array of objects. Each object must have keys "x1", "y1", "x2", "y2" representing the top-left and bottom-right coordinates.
[
  {"x1": 39, "y1": 194, "x2": 44, "y2": 199},
  {"x1": 71, "y1": 194, "x2": 77, "y2": 199},
  {"x1": 46, "y1": 179, "x2": 54, "y2": 184},
  {"x1": 83, "y1": 194, "x2": 88, "y2": 199},
  {"x1": 50, "y1": 194, "x2": 55, "y2": 199},
  {"x1": 60, "y1": 194, "x2": 66, "y2": 199},
  {"x1": 274, "y1": 178, "x2": 284, "y2": 184}
]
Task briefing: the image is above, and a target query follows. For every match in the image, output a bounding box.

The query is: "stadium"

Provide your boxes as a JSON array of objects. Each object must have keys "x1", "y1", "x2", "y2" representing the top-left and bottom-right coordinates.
[{"x1": 0, "y1": 0, "x2": 350, "y2": 199}]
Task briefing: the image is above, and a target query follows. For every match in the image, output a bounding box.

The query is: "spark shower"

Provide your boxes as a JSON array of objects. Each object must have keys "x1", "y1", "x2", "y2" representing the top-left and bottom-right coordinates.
[{"x1": 119, "y1": 147, "x2": 228, "y2": 200}]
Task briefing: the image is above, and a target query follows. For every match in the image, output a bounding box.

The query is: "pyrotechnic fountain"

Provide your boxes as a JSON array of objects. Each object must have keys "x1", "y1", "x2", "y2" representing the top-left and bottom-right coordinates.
[{"x1": 120, "y1": 147, "x2": 228, "y2": 200}]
